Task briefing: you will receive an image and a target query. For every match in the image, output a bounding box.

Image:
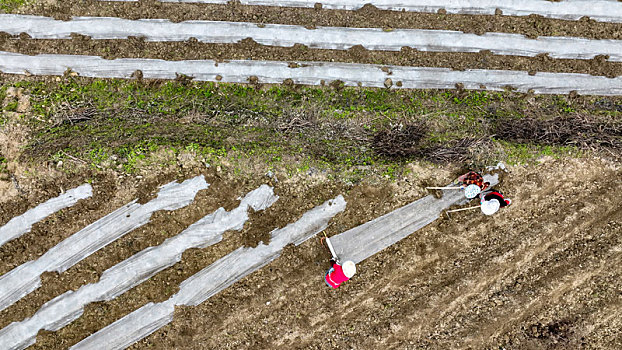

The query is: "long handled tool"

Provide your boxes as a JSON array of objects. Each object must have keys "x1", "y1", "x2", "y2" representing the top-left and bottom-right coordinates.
[
  {"x1": 323, "y1": 232, "x2": 340, "y2": 264},
  {"x1": 428, "y1": 184, "x2": 481, "y2": 199},
  {"x1": 445, "y1": 205, "x2": 480, "y2": 219},
  {"x1": 446, "y1": 205, "x2": 480, "y2": 213}
]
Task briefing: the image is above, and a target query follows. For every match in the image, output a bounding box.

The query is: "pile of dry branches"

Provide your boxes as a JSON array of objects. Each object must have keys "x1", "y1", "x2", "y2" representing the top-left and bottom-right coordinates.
[
  {"x1": 415, "y1": 137, "x2": 492, "y2": 163},
  {"x1": 494, "y1": 115, "x2": 622, "y2": 151},
  {"x1": 372, "y1": 122, "x2": 427, "y2": 158}
]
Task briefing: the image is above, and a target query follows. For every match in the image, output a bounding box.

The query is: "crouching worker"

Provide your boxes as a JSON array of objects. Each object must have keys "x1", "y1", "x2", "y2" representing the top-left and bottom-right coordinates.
[
  {"x1": 480, "y1": 189, "x2": 512, "y2": 216},
  {"x1": 325, "y1": 260, "x2": 356, "y2": 289},
  {"x1": 457, "y1": 171, "x2": 490, "y2": 191}
]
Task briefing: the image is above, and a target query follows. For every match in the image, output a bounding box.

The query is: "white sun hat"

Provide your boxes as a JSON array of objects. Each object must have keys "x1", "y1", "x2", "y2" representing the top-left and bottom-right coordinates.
[
  {"x1": 342, "y1": 260, "x2": 356, "y2": 278},
  {"x1": 464, "y1": 184, "x2": 482, "y2": 199},
  {"x1": 481, "y1": 199, "x2": 500, "y2": 215}
]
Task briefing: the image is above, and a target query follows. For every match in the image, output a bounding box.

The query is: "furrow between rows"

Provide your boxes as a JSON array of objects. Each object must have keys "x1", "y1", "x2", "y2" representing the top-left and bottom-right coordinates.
[
  {"x1": 0, "y1": 184, "x2": 92, "y2": 248},
  {"x1": 3, "y1": 38, "x2": 620, "y2": 78},
  {"x1": 101, "y1": 0, "x2": 622, "y2": 24},
  {"x1": 1, "y1": 52, "x2": 621, "y2": 95},
  {"x1": 2, "y1": 15, "x2": 622, "y2": 62},
  {"x1": 12, "y1": 1, "x2": 622, "y2": 41}
]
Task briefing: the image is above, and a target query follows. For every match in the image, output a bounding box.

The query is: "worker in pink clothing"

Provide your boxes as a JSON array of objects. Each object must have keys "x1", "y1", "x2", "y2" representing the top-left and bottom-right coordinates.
[{"x1": 325, "y1": 259, "x2": 356, "y2": 289}]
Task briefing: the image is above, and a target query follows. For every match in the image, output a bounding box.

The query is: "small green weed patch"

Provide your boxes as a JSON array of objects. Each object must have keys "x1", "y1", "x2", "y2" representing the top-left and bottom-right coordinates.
[
  {"x1": 0, "y1": 155, "x2": 7, "y2": 174},
  {"x1": 497, "y1": 140, "x2": 582, "y2": 165},
  {"x1": 0, "y1": 0, "x2": 26, "y2": 12}
]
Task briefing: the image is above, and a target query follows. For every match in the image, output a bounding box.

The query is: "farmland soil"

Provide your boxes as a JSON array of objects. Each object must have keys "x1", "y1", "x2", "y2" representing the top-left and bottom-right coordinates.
[
  {"x1": 0, "y1": 147, "x2": 619, "y2": 349},
  {"x1": 122, "y1": 157, "x2": 621, "y2": 350},
  {"x1": 3, "y1": 1, "x2": 622, "y2": 78},
  {"x1": 1, "y1": 37, "x2": 621, "y2": 78},
  {"x1": 11, "y1": 2, "x2": 622, "y2": 40},
  {"x1": 0, "y1": 2, "x2": 621, "y2": 349}
]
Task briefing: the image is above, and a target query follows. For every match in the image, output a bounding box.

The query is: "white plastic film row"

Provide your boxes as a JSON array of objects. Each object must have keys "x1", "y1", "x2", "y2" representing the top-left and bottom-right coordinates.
[
  {"x1": 0, "y1": 184, "x2": 92, "y2": 248},
  {"x1": 97, "y1": 0, "x2": 622, "y2": 24},
  {"x1": 1, "y1": 15, "x2": 621, "y2": 62},
  {"x1": 1, "y1": 52, "x2": 621, "y2": 95},
  {"x1": 71, "y1": 195, "x2": 346, "y2": 350},
  {"x1": 0, "y1": 176, "x2": 207, "y2": 314}
]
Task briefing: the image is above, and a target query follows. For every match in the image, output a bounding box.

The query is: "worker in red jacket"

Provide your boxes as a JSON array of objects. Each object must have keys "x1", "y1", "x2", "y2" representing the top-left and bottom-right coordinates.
[
  {"x1": 457, "y1": 171, "x2": 490, "y2": 191},
  {"x1": 325, "y1": 260, "x2": 356, "y2": 289},
  {"x1": 480, "y1": 188, "x2": 512, "y2": 215}
]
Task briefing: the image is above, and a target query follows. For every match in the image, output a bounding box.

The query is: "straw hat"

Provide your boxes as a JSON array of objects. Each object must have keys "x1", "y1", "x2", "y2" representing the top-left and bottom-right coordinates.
[
  {"x1": 464, "y1": 184, "x2": 482, "y2": 199},
  {"x1": 342, "y1": 260, "x2": 356, "y2": 278},
  {"x1": 481, "y1": 199, "x2": 500, "y2": 215}
]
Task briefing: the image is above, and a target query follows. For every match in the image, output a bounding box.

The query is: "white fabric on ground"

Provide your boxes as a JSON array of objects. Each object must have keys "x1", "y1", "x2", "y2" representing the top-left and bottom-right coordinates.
[
  {"x1": 0, "y1": 184, "x2": 92, "y2": 247},
  {"x1": 330, "y1": 174, "x2": 498, "y2": 263},
  {"x1": 1, "y1": 52, "x2": 621, "y2": 95},
  {"x1": 0, "y1": 176, "x2": 207, "y2": 316},
  {"x1": 2, "y1": 15, "x2": 622, "y2": 61},
  {"x1": 154, "y1": 0, "x2": 622, "y2": 23}
]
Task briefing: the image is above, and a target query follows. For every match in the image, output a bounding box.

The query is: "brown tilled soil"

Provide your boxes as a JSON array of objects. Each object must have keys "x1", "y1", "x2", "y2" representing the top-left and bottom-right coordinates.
[
  {"x1": 1, "y1": 156, "x2": 619, "y2": 349},
  {"x1": 122, "y1": 157, "x2": 619, "y2": 350},
  {"x1": 1, "y1": 2, "x2": 621, "y2": 350},
  {"x1": 4, "y1": 2, "x2": 622, "y2": 78},
  {"x1": 12, "y1": 2, "x2": 622, "y2": 40},
  {"x1": 1, "y1": 37, "x2": 621, "y2": 78}
]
